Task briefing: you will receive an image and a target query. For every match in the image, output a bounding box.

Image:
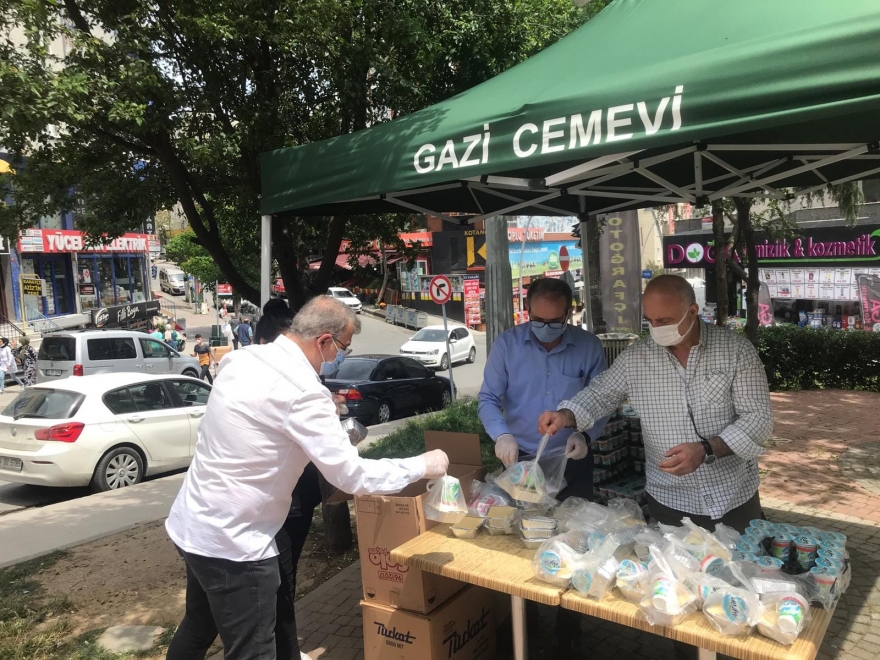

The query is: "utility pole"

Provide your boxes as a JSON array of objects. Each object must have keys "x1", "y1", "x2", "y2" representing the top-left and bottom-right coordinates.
[{"x1": 484, "y1": 215, "x2": 514, "y2": 356}]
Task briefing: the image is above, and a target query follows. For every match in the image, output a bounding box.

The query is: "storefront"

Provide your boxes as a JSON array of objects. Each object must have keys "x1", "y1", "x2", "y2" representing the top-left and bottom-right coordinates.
[{"x1": 16, "y1": 229, "x2": 150, "y2": 320}]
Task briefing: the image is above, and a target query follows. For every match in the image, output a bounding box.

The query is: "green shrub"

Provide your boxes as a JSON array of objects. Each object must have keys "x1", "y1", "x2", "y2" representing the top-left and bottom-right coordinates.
[
  {"x1": 360, "y1": 400, "x2": 502, "y2": 471},
  {"x1": 758, "y1": 326, "x2": 880, "y2": 392}
]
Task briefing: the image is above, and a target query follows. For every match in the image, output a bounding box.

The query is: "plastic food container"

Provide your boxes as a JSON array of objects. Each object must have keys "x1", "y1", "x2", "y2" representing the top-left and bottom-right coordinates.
[
  {"x1": 450, "y1": 516, "x2": 484, "y2": 539},
  {"x1": 519, "y1": 525, "x2": 555, "y2": 540},
  {"x1": 521, "y1": 515, "x2": 558, "y2": 530}
]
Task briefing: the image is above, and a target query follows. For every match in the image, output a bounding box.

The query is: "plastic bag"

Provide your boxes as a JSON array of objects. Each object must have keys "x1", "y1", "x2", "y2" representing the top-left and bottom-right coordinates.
[
  {"x1": 713, "y1": 523, "x2": 744, "y2": 550},
  {"x1": 572, "y1": 555, "x2": 620, "y2": 600},
  {"x1": 681, "y1": 517, "x2": 733, "y2": 561},
  {"x1": 466, "y1": 479, "x2": 513, "y2": 517},
  {"x1": 639, "y1": 544, "x2": 699, "y2": 626},
  {"x1": 523, "y1": 446, "x2": 568, "y2": 499},
  {"x1": 702, "y1": 562, "x2": 764, "y2": 636},
  {"x1": 617, "y1": 559, "x2": 648, "y2": 602},
  {"x1": 496, "y1": 460, "x2": 547, "y2": 503},
  {"x1": 606, "y1": 497, "x2": 646, "y2": 527},
  {"x1": 633, "y1": 528, "x2": 667, "y2": 563},
  {"x1": 557, "y1": 499, "x2": 610, "y2": 533},
  {"x1": 532, "y1": 537, "x2": 581, "y2": 588},
  {"x1": 757, "y1": 592, "x2": 811, "y2": 645},
  {"x1": 423, "y1": 475, "x2": 467, "y2": 523}
]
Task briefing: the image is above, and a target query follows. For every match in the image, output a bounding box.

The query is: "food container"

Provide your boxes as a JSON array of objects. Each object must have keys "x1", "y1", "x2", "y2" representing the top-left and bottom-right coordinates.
[
  {"x1": 776, "y1": 593, "x2": 809, "y2": 634},
  {"x1": 755, "y1": 556, "x2": 784, "y2": 573},
  {"x1": 341, "y1": 418, "x2": 368, "y2": 445},
  {"x1": 700, "y1": 555, "x2": 726, "y2": 576},
  {"x1": 450, "y1": 516, "x2": 484, "y2": 539},
  {"x1": 794, "y1": 536, "x2": 819, "y2": 571},
  {"x1": 486, "y1": 505, "x2": 517, "y2": 527},
  {"x1": 519, "y1": 525, "x2": 555, "y2": 540},
  {"x1": 819, "y1": 531, "x2": 847, "y2": 547},
  {"x1": 810, "y1": 566, "x2": 838, "y2": 599},
  {"x1": 771, "y1": 534, "x2": 794, "y2": 561},
  {"x1": 520, "y1": 515, "x2": 558, "y2": 530}
]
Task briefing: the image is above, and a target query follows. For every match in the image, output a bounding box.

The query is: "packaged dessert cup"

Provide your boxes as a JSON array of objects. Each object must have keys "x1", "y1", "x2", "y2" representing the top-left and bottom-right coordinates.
[
  {"x1": 424, "y1": 475, "x2": 468, "y2": 523},
  {"x1": 532, "y1": 537, "x2": 580, "y2": 588},
  {"x1": 757, "y1": 592, "x2": 810, "y2": 645}
]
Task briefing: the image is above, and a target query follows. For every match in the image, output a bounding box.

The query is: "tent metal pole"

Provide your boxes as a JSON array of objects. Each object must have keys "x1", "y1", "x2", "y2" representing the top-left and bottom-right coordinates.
[
  {"x1": 484, "y1": 215, "x2": 514, "y2": 357},
  {"x1": 261, "y1": 214, "x2": 271, "y2": 309},
  {"x1": 578, "y1": 197, "x2": 594, "y2": 333}
]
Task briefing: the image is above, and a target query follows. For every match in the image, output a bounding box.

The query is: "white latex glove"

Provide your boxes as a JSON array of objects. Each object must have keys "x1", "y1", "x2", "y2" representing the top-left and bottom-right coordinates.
[
  {"x1": 565, "y1": 432, "x2": 589, "y2": 460},
  {"x1": 422, "y1": 449, "x2": 450, "y2": 479},
  {"x1": 495, "y1": 434, "x2": 519, "y2": 467}
]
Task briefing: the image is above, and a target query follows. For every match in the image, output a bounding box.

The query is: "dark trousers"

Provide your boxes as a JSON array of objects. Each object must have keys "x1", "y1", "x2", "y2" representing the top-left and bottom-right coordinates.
[
  {"x1": 646, "y1": 489, "x2": 764, "y2": 534},
  {"x1": 199, "y1": 364, "x2": 214, "y2": 384},
  {"x1": 167, "y1": 547, "x2": 281, "y2": 660},
  {"x1": 232, "y1": 337, "x2": 240, "y2": 350},
  {"x1": 274, "y1": 463, "x2": 323, "y2": 660}
]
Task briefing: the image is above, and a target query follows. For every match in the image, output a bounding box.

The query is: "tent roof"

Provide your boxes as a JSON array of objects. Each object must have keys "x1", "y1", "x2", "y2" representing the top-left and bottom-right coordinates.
[{"x1": 261, "y1": 0, "x2": 880, "y2": 220}]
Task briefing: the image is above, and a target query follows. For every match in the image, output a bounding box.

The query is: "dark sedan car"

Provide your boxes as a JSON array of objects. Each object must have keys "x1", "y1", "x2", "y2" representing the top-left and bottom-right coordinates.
[{"x1": 323, "y1": 355, "x2": 452, "y2": 425}]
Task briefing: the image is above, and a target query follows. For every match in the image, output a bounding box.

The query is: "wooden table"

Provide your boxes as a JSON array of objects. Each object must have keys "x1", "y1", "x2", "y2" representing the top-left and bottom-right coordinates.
[{"x1": 391, "y1": 526, "x2": 834, "y2": 660}]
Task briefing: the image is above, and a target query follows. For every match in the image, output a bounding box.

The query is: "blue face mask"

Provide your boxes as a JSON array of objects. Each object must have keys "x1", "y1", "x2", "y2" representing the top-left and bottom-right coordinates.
[
  {"x1": 530, "y1": 321, "x2": 567, "y2": 344},
  {"x1": 319, "y1": 340, "x2": 347, "y2": 376}
]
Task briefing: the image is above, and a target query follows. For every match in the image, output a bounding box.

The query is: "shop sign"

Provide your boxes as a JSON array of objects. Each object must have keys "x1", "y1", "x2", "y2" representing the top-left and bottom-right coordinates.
[
  {"x1": 859, "y1": 275, "x2": 880, "y2": 330},
  {"x1": 19, "y1": 229, "x2": 150, "y2": 254},
  {"x1": 599, "y1": 211, "x2": 642, "y2": 333},
  {"x1": 663, "y1": 226, "x2": 880, "y2": 268},
  {"x1": 21, "y1": 275, "x2": 44, "y2": 296},
  {"x1": 79, "y1": 284, "x2": 96, "y2": 296},
  {"x1": 217, "y1": 283, "x2": 232, "y2": 295},
  {"x1": 92, "y1": 300, "x2": 160, "y2": 328},
  {"x1": 463, "y1": 277, "x2": 481, "y2": 326}
]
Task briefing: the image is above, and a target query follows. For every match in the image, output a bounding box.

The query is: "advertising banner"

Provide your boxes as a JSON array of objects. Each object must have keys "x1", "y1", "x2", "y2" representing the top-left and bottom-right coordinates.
[
  {"x1": 463, "y1": 277, "x2": 482, "y2": 326},
  {"x1": 759, "y1": 283, "x2": 774, "y2": 326},
  {"x1": 859, "y1": 275, "x2": 880, "y2": 331},
  {"x1": 599, "y1": 211, "x2": 642, "y2": 333},
  {"x1": 92, "y1": 300, "x2": 161, "y2": 328}
]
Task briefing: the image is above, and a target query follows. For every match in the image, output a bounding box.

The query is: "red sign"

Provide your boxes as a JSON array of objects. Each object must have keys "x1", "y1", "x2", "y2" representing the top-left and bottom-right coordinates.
[
  {"x1": 463, "y1": 279, "x2": 481, "y2": 326},
  {"x1": 559, "y1": 245, "x2": 570, "y2": 272},
  {"x1": 18, "y1": 229, "x2": 150, "y2": 254},
  {"x1": 429, "y1": 275, "x2": 452, "y2": 305},
  {"x1": 217, "y1": 283, "x2": 232, "y2": 295}
]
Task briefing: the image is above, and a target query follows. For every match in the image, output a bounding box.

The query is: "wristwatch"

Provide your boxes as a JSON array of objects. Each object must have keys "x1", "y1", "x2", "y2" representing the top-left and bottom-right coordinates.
[{"x1": 701, "y1": 439, "x2": 716, "y2": 465}]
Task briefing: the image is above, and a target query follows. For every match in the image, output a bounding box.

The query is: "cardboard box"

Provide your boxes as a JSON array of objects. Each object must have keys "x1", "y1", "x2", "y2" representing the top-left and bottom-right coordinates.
[
  {"x1": 356, "y1": 431, "x2": 486, "y2": 614},
  {"x1": 362, "y1": 585, "x2": 498, "y2": 660}
]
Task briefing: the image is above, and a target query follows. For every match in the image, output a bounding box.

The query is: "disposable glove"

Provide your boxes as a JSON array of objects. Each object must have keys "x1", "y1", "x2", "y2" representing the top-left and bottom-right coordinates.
[
  {"x1": 422, "y1": 449, "x2": 450, "y2": 479},
  {"x1": 495, "y1": 434, "x2": 519, "y2": 467},
  {"x1": 565, "y1": 432, "x2": 589, "y2": 460}
]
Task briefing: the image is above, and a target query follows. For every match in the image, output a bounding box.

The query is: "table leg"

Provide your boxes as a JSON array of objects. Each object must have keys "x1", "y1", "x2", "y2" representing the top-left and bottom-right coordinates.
[
  {"x1": 697, "y1": 648, "x2": 716, "y2": 660},
  {"x1": 511, "y1": 595, "x2": 528, "y2": 660}
]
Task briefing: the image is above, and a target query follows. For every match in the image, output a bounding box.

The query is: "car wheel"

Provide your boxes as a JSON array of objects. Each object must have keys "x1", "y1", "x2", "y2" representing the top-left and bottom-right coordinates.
[
  {"x1": 91, "y1": 447, "x2": 144, "y2": 493},
  {"x1": 439, "y1": 353, "x2": 450, "y2": 370},
  {"x1": 441, "y1": 389, "x2": 452, "y2": 408},
  {"x1": 376, "y1": 401, "x2": 393, "y2": 425},
  {"x1": 182, "y1": 368, "x2": 199, "y2": 378},
  {"x1": 467, "y1": 346, "x2": 477, "y2": 363}
]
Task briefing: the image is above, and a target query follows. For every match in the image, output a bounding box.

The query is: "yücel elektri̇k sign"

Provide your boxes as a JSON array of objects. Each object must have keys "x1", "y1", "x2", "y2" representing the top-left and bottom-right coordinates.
[{"x1": 413, "y1": 85, "x2": 683, "y2": 174}]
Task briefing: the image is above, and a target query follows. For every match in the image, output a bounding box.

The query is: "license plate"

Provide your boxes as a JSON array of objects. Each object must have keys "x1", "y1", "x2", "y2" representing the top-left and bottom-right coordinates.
[
  {"x1": 46, "y1": 369, "x2": 62, "y2": 376},
  {"x1": 0, "y1": 456, "x2": 22, "y2": 472}
]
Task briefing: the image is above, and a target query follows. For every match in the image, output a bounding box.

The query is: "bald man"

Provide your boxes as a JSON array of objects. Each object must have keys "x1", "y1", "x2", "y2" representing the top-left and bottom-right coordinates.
[{"x1": 539, "y1": 275, "x2": 772, "y2": 531}]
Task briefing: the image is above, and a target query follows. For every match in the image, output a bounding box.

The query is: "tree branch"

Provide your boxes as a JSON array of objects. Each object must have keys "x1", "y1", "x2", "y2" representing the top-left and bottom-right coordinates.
[{"x1": 62, "y1": 0, "x2": 92, "y2": 36}]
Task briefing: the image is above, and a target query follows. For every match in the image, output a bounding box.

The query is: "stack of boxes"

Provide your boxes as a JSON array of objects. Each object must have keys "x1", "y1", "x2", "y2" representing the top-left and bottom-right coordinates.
[
  {"x1": 354, "y1": 431, "x2": 504, "y2": 660},
  {"x1": 590, "y1": 409, "x2": 648, "y2": 517}
]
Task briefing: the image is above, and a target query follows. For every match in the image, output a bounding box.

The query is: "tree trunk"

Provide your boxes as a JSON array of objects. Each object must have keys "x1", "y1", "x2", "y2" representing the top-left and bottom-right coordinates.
[
  {"x1": 377, "y1": 240, "x2": 390, "y2": 306},
  {"x1": 735, "y1": 197, "x2": 761, "y2": 347},
  {"x1": 712, "y1": 200, "x2": 728, "y2": 326},
  {"x1": 318, "y1": 474, "x2": 352, "y2": 554}
]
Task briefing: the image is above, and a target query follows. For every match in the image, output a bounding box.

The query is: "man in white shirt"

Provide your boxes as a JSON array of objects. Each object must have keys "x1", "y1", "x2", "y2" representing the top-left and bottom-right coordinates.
[{"x1": 165, "y1": 296, "x2": 449, "y2": 660}]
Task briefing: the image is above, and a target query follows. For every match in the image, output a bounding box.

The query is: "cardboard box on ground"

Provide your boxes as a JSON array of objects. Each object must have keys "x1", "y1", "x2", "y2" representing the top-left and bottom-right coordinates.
[
  {"x1": 362, "y1": 585, "x2": 502, "y2": 660},
  {"x1": 352, "y1": 431, "x2": 487, "y2": 614}
]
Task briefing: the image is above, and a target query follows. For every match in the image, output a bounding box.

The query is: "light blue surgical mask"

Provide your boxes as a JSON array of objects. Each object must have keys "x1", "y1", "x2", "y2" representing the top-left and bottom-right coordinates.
[
  {"x1": 319, "y1": 339, "x2": 347, "y2": 376},
  {"x1": 530, "y1": 321, "x2": 567, "y2": 344}
]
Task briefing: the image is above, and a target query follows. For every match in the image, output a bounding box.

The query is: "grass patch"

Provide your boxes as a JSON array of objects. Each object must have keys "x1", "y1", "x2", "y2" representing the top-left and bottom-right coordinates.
[{"x1": 360, "y1": 401, "x2": 502, "y2": 471}]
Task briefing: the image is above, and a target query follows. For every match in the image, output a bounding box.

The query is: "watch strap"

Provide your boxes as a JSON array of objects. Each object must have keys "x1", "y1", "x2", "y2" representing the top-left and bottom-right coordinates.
[{"x1": 700, "y1": 439, "x2": 714, "y2": 458}]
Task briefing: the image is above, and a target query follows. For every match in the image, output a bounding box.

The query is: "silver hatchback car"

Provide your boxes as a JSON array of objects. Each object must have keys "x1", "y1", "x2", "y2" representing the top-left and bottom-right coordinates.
[{"x1": 36, "y1": 330, "x2": 201, "y2": 383}]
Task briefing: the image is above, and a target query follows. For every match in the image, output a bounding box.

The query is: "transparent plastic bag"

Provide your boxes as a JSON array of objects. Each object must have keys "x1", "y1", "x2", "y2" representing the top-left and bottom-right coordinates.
[
  {"x1": 693, "y1": 572, "x2": 733, "y2": 609},
  {"x1": 558, "y1": 500, "x2": 610, "y2": 533},
  {"x1": 681, "y1": 517, "x2": 733, "y2": 561},
  {"x1": 638, "y1": 544, "x2": 699, "y2": 626},
  {"x1": 532, "y1": 537, "x2": 581, "y2": 588},
  {"x1": 572, "y1": 555, "x2": 620, "y2": 600},
  {"x1": 606, "y1": 497, "x2": 646, "y2": 527},
  {"x1": 466, "y1": 479, "x2": 513, "y2": 517},
  {"x1": 617, "y1": 559, "x2": 649, "y2": 602},
  {"x1": 702, "y1": 562, "x2": 764, "y2": 636},
  {"x1": 713, "y1": 523, "x2": 744, "y2": 550},
  {"x1": 523, "y1": 446, "x2": 568, "y2": 499},
  {"x1": 757, "y1": 592, "x2": 811, "y2": 645},
  {"x1": 423, "y1": 475, "x2": 467, "y2": 523}
]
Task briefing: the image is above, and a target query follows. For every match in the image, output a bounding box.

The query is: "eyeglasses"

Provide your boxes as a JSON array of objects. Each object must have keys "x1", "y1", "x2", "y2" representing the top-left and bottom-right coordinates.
[
  {"x1": 332, "y1": 337, "x2": 353, "y2": 356},
  {"x1": 530, "y1": 319, "x2": 567, "y2": 330}
]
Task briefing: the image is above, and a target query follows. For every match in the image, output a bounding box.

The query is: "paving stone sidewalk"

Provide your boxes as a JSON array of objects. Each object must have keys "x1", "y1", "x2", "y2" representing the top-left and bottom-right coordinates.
[{"x1": 292, "y1": 390, "x2": 880, "y2": 660}]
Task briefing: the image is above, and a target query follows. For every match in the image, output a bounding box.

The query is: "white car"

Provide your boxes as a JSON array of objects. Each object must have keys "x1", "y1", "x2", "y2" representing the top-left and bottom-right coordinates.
[
  {"x1": 399, "y1": 325, "x2": 477, "y2": 370},
  {"x1": 328, "y1": 287, "x2": 362, "y2": 313},
  {"x1": 0, "y1": 373, "x2": 211, "y2": 492}
]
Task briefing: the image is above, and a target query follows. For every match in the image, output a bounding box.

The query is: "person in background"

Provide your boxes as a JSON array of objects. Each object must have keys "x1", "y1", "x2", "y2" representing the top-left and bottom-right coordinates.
[
  {"x1": 237, "y1": 316, "x2": 253, "y2": 347},
  {"x1": 477, "y1": 277, "x2": 608, "y2": 653},
  {"x1": 165, "y1": 297, "x2": 449, "y2": 660},
  {"x1": 190, "y1": 335, "x2": 216, "y2": 384},
  {"x1": 229, "y1": 315, "x2": 241, "y2": 350},
  {"x1": 151, "y1": 325, "x2": 165, "y2": 341},
  {"x1": 18, "y1": 337, "x2": 37, "y2": 387},
  {"x1": 0, "y1": 338, "x2": 23, "y2": 392}
]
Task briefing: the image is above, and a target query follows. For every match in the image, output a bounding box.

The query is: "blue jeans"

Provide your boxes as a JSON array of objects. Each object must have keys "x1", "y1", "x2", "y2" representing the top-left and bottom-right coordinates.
[{"x1": 0, "y1": 369, "x2": 23, "y2": 392}]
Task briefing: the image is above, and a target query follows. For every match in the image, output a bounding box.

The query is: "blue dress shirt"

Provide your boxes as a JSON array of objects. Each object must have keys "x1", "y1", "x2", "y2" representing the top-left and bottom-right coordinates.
[{"x1": 478, "y1": 323, "x2": 609, "y2": 455}]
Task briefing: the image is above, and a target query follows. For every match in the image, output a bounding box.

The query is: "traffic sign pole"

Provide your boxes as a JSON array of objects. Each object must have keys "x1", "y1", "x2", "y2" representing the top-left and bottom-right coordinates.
[{"x1": 440, "y1": 303, "x2": 456, "y2": 402}]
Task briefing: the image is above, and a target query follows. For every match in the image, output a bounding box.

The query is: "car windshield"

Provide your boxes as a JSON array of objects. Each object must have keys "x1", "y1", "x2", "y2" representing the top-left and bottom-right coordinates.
[
  {"x1": 1, "y1": 388, "x2": 85, "y2": 420},
  {"x1": 329, "y1": 359, "x2": 376, "y2": 381},
  {"x1": 169, "y1": 273, "x2": 185, "y2": 282},
  {"x1": 411, "y1": 329, "x2": 447, "y2": 342},
  {"x1": 332, "y1": 289, "x2": 354, "y2": 298},
  {"x1": 37, "y1": 336, "x2": 76, "y2": 361}
]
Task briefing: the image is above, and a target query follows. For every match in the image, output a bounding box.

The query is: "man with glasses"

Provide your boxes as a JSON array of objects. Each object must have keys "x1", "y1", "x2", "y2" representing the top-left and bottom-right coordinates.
[{"x1": 479, "y1": 277, "x2": 608, "y2": 652}]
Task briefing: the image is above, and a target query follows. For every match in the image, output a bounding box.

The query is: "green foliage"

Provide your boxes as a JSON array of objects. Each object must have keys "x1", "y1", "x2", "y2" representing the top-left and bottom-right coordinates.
[
  {"x1": 758, "y1": 326, "x2": 880, "y2": 392},
  {"x1": 360, "y1": 400, "x2": 501, "y2": 472}
]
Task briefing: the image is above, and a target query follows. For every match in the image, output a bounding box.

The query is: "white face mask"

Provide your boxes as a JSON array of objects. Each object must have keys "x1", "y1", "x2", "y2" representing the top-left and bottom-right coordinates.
[{"x1": 649, "y1": 308, "x2": 696, "y2": 347}]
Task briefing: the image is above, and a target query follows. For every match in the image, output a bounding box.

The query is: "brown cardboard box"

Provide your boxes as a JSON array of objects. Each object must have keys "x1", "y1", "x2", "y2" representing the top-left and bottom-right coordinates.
[
  {"x1": 362, "y1": 585, "x2": 498, "y2": 660},
  {"x1": 356, "y1": 431, "x2": 485, "y2": 614}
]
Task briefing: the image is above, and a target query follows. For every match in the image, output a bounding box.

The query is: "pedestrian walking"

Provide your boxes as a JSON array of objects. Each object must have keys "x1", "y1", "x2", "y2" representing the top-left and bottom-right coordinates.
[
  {"x1": 165, "y1": 296, "x2": 449, "y2": 660},
  {"x1": 18, "y1": 337, "x2": 37, "y2": 386},
  {"x1": 237, "y1": 316, "x2": 253, "y2": 347},
  {"x1": 0, "y1": 338, "x2": 24, "y2": 392},
  {"x1": 190, "y1": 335, "x2": 215, "y2": 385},
  {"x1": 230, "y1": 316, "x2": 240, "y2": 350}
]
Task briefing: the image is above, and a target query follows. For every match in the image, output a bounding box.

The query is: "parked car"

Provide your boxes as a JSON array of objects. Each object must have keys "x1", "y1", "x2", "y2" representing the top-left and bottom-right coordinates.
[
  {"x1": 36, "y1": 330, "x2": 201, "y2": 383},
  {"x1": 399, "y1": 325, "x2": 477, "y2": 370},
  {"x1": 327, "y1": 287, "x2": 362, "y2": 313},
  {"x1": 158, "y1": 266, "x2": 186, "y2": 295},
  {"x1": 0, "y1": 373, "x2": 211, "y2": 491},
  {"x1": 324, "y1": 355, "x2": 452, "y2": 425},
  {"x1": 271, "y1": 278, "x2": 286, "y2": 298}
]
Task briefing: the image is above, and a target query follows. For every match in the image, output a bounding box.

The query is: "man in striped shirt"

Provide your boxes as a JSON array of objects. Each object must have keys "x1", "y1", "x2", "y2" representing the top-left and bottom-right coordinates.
[{"x1": 539, "y1": 275, "x2": 772, "y2": 531}]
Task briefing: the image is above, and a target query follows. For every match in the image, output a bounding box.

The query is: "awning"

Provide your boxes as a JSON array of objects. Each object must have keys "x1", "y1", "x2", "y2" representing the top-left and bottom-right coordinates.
[
  {"x1": 262, "y1": 0, "x2": 880, "y2": 220},
  {"x1": 309, "y1": 253, "x2": 379, "y2": 271}
]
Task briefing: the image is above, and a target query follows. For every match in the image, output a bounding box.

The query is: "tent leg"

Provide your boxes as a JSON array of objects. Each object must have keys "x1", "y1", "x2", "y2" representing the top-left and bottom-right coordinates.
[
  {"x1": 261, "y1": 214, "x2": 272, "y2": 310},
  {"x1": 579, "y1": 215, "x2": 594, "y2": 333},
  {"x1": 485, "y1": 215, "x2": 513, "y2": 356}
]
